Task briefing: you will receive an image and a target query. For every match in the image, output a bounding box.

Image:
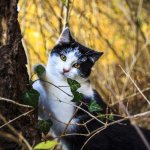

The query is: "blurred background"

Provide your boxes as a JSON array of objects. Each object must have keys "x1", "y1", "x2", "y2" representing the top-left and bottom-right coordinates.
[{"x1": 18, "y1": 0, "x2": 150, "y2": 128}]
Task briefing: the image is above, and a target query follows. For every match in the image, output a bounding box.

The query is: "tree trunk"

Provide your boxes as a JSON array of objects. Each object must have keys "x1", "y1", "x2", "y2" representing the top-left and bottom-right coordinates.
[{"x1": 0, "y1": 0, "x2": 40, "y2": 149}]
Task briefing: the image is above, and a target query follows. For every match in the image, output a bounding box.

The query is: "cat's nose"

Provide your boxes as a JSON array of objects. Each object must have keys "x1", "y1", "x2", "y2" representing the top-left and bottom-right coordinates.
[{"x1": 63, "y1": 68, "x2": 70, "y2": 73}]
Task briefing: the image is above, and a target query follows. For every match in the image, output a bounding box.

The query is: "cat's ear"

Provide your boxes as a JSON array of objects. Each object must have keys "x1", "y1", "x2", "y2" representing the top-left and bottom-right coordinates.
[
  {"x1": 56, "y1": 27, "x2": 74, "y2": 45},
  {"x1": 88, "y1": 51, "x2": 103, "y2": 63}
]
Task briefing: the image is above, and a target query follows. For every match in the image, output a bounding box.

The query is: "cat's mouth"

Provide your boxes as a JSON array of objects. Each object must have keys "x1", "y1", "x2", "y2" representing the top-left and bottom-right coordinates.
[
  {"x1": 62, "y1": 73, "x2": 70, "y2": 78},
  {"x1": 59, "y1": 71, "x2": 70, "y2": 78},
  {"x1": 63, "y1": 72, "x2": 75, "y2": 80}
]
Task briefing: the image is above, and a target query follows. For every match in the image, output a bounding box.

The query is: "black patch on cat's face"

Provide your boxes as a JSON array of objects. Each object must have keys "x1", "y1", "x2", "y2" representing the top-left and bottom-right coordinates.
[{"x1": 51, "y1": 27, "x2": 103, "y2": 78}]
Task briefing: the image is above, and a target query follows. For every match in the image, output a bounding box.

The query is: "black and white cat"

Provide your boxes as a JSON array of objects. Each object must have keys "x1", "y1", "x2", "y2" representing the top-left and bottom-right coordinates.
[{"x1": 33, "y1": 27, "x2": 150, "y2": 150}]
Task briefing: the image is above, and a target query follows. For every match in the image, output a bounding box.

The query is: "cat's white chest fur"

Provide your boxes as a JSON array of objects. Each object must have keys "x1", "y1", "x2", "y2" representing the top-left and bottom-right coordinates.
[
  {"x1": 34, "y1": 73, "x2": 76, "y2": 135},
  {"x1": 45, "y1": 76, "x2": 75, "y2": 126}
]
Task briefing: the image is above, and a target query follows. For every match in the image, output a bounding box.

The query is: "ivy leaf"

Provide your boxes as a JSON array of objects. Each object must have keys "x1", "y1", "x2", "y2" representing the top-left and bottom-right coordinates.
[
  {"x1": 108, "y1": 114, "x2": 114, "y2": 121},
  {"x1": 22, "y1": 89, "x2": 40, "y2": 108},
  {"x1": 67, "y1": 78, "x2": 81, "y2": 92},
  {"x1": 71, "y1": 91, "x2": 84, "y2": 102},
  {"x1": 34, "y1": 140, "x2": 58, "y2": 150},
  {"x1": 35, "y1": 64, "x2": 45, "y2": 76},
  {"x1": 88, "y1": 101, "x2": 103, "y2": 113},
  {"x1": 37, "y1": 119, "x2": 53, "y2": 135},
  {"x1": 67, "y1": 78, "x2": 83, "y2": 102}
]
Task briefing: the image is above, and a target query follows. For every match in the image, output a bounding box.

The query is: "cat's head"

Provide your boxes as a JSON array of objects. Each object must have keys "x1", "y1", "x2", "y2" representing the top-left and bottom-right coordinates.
[{"x1": 48, "y1": 27, "x2": 103, "y2": 81}]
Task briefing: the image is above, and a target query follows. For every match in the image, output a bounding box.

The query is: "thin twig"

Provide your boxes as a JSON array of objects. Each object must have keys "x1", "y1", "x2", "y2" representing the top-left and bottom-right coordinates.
[
  {"x1": 40, "y1": 79, "x2": 73, "y2": 97},
  {"x1": 0, "y1": 109, "x2": 34, "y2": 129},
  {"x1": 119, "y1": 65, "x2": 150, "y2": 105},
  {"x1": 0, "y1": 97, "x2": 33, "y2": 108},
  {"x1": 111, "y1": 87, "x2": 150, "y2": 106}
]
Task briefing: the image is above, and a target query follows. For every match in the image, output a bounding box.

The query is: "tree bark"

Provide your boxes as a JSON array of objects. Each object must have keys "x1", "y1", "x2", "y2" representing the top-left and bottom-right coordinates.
[{"x1": 0, "y1": 0, "x2": 40, "y2": 149}]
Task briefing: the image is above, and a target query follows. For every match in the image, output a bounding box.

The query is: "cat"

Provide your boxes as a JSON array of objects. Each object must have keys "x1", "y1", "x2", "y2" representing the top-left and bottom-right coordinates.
[{"x1": 33, "y1": 27, "x2": 150, "y2": 150}]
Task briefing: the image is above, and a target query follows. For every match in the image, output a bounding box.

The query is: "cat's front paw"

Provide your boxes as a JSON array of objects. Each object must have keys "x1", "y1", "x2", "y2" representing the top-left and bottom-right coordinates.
[{"x1": 33, "y1": 64, "x2": 46, "y2": 78}]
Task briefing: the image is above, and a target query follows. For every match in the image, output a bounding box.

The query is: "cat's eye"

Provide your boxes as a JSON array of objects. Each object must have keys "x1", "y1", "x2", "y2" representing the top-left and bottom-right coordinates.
[
  {"x1": 73, "y1": 63, "x2": 80, "y2": 69},
  {"x1": 60, "y1": 54, "x2": 66, "y2": 61}
]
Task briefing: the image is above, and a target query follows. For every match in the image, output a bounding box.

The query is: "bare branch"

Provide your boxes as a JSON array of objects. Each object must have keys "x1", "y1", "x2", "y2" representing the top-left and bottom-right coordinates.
[
  {"x1": 0, "y1": 109, "x2": 34, "y2": 129},
  {"x1": 119, "y1": 65, "x2": 150, "y2": 105},
  {"x1": 0, "y1": 97, "x2": 33, "y2": 108}
]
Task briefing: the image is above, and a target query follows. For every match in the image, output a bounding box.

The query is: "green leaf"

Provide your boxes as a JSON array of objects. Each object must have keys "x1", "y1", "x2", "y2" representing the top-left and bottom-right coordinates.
[
  {"x1": 34, "y1": 140, "x2": 58, "y2": 150},
  {"x1": 22, "y1": 89, "x2": 40, "y2": 108},
  {"x1": 71, "y1": 91, "x2": 84, "y2": 102},
  {"x1": 35, "y1": 64, "x2": 45, "y2": 76},
  {"x1": 37, "y1": 119, "x2": 53, "y2": 135},
  {"x1": 88, "y1": 101, "x2": 103, "y2": 113},
  {"x1": 108, "y1": 114, "x2": 114, "y2": 121},
  {"x1": 67, "y1": 78, "x2": 81, "y2": 92},
  {"x1": 67, "y1": 78, "x2": 83, "y2": 102},
  {"x1": 61, "y1": 0, "x2": 66, "y2": 5}
]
